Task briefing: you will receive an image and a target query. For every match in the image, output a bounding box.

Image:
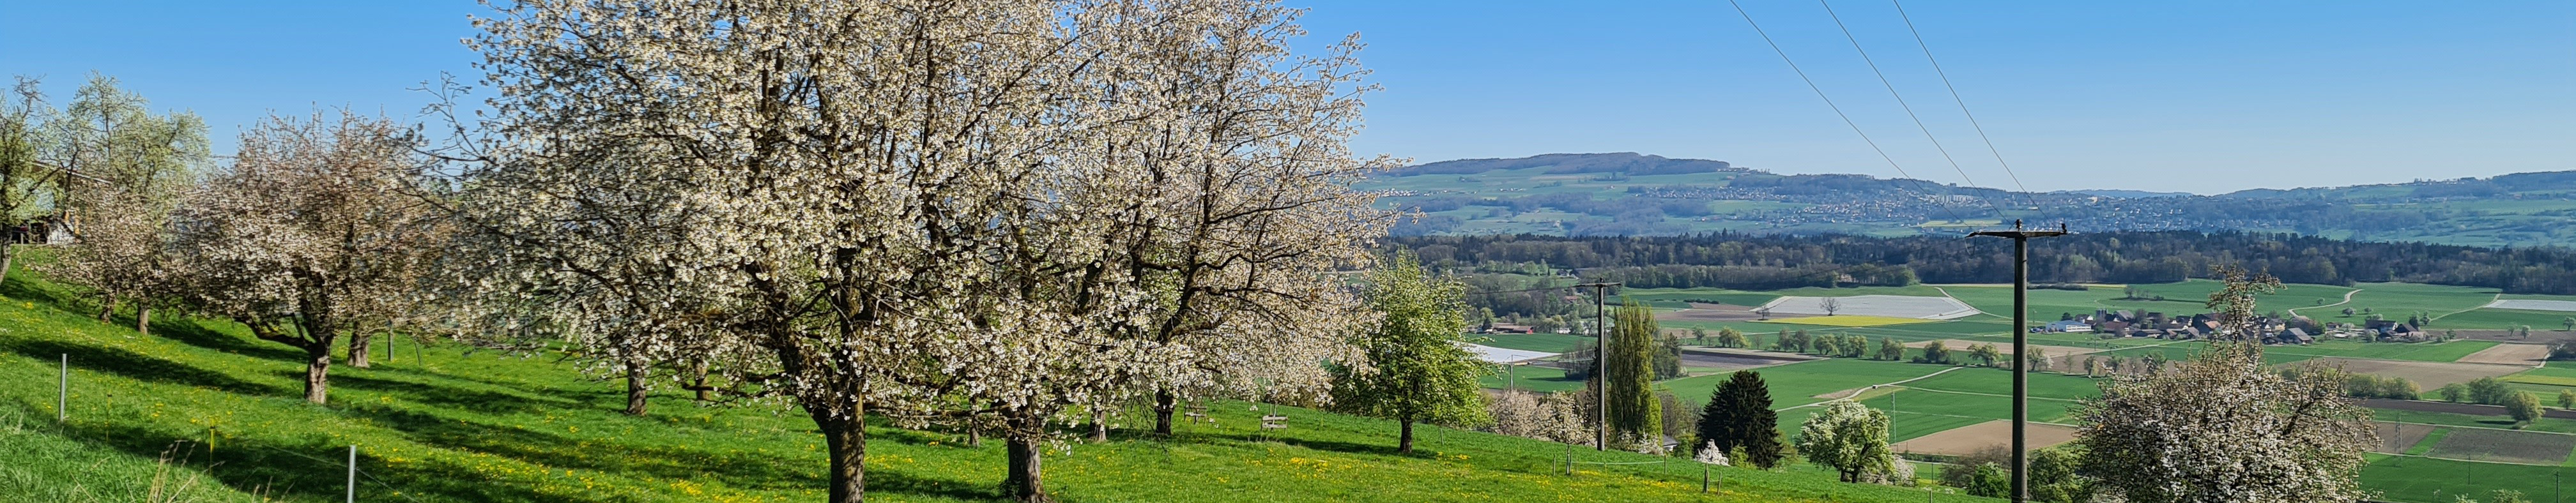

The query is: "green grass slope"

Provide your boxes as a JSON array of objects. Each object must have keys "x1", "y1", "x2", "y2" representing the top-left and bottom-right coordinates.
[{"x1": 0, "y1": 259, "x2": 1991, "y2": 503}]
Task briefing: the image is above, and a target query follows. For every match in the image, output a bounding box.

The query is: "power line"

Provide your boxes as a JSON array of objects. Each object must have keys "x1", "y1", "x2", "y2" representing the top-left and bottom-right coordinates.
[
  {"x1": 1723, "y1": 0, "x2": 1974, "y2": 225},
  {"x1": 1890, "y1": 0, "x2": 2032, "y2": 197},
  {"x1": 1816, "y1": 0, "x2": 1980, "y2": 191},
  {"x1": 1723, "y1": 0, "x2": 1917, "y2": 185}
]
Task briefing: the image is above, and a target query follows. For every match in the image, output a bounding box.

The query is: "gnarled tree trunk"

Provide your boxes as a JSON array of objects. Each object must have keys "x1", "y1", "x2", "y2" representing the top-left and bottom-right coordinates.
[
  {"x1": 1005, "y1": 427, "x2": 1048, "y2": 502},
  {"x1": 96, "y1": 296, "x2": 115, "y2": 322},
  {"x1": 347, "y1": 332, "x2": 372, "y2": 368},
  {"x1": 807, "y1": 401, "x2": 867, "y2": 503},
  {"x1": 1153, "y1": 389, "x2": 1176, "y2": 435},
  {"x1": 1090, "y1": 408, "x2": 1108, "y2": 442},
  {"x1": 624, "y1": 364, "x2": 649, "y2": 416},
  {"x1": 135, "y1": 306, "x2": 150, "y2": 337},
  {"x1": 303, "y1": 347, "x2": 332, "y2": 404},
  {"x1": 689, "y1": 359, "x2": 710, "y2": 402}
]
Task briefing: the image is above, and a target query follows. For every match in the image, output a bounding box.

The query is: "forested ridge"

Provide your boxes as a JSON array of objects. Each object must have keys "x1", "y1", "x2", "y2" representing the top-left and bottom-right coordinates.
[{"x1": 1392, "y1": 231, "x2": 2576, "y2": 294}]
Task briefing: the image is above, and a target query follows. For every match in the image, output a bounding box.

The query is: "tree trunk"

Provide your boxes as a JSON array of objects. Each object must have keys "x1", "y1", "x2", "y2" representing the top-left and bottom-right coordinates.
[
  {"x1": 347, "y1": 332, "x2": 372, "y2": 368},
  {"x1": 303, "y1": 348, "x2": 332, "y2": 404},
  {"x1": 1153, "y1": 390, "x2": 1176, "y2": 435},
  {"x1": 1006, "y1": 433, "x2": 1048, "y2": 502},
  {"x1": 1090, "y1": 408, "x2": 1108, "y2": 442},
  {"x1": 97, "y1": 296, "x2": 115, "y2": 322},
  {"x1": 813, "y1": 410, "x2": 867, "y2": 503},
  {"x1": 966, "y1": 426, "x2": 981, "y2": 447},
  {"x1": 135, "y1": 306, "x2": 150, "y2": 337},
  {"x1": 624, "y1": 364, "x2": 649, "y2": 416},
  {"x1": 0, "y1": 248, "x2": 13, "y2": 285},
  {"x1": 691, "y1": 359, "x2": 710, "y2": 402},
  {"x1": 1399, "y1": 419, "x2": 1416, "y2": 454}
]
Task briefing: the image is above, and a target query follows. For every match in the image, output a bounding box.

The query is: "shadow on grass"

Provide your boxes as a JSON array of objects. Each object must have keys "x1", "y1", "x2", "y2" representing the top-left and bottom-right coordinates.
[
  {"x1": 27, "y1": 407, "x2": 564, "y2": 502},
  {"x1": 332, "y1": 373, "x2": 575, "y2": 416},
  {"x1": 871, "y1": 468, "x2": 1005, "y2": 502},
  {"x1": 353, "y1": 402, "x2": 1004, "y2": 500},
  {"x1": 341, "y1": 404, "x2": 908, "y2": 494},
  {"x1": 0, "y1": 272, "x2": 87, "y2": 312},
  {"x1": 0, "y1": 337, "x2": 288, "y2": 396},
  {"x1": 1147, "y1": 426, "x2": 1428, "y2": 460},
  {"x1": 148, "y1": 318, "x2": 308, "y2": 363}
]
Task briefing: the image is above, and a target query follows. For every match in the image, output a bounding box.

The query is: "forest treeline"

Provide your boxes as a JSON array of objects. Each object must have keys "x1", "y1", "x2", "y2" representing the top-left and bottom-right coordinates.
[{"x1": 1392, "y1": 231, "x2": 2576, "y2": 294}]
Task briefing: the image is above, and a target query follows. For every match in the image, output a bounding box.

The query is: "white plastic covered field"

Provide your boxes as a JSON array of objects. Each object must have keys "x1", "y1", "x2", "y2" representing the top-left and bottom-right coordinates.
[
  {"x1": 2483, "y1": 299, "x2": 2576, "y2": 312},
  {"x1": 1755, "y1": 295, "x2": 1981, "y2": 320}
]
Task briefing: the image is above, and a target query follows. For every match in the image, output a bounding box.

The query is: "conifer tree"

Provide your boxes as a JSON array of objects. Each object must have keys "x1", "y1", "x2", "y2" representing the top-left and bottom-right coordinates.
[{"x1": 1696, "y1": 370, "x2": 1784, "y2": 468}]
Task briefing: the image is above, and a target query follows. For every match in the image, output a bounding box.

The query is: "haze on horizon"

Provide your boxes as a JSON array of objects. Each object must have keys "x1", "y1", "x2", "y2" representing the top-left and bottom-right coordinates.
[{"x1": 3, "y1": 0, "x2": 2568, "y2": 194}]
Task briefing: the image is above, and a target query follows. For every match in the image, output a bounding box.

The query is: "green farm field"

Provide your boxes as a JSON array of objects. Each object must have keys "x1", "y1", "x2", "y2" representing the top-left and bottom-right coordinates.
[
  {"x1": 1455, "y1": 267, "x2": 2576, "y2": 501},
  {"x1": 1657, "y1": 359, "x2": 1949, "y2": 410},
  {"x1": 2439, "y1": 308, "x2": 2576, "y2": 331},
  {"x1": 2361, "y1": 454, "x2": 2576, "y2": 503},
  {"x1": 2338, "y1": 282, "x2": 2504, "y2": 317},
  {"x1": 2267, "y1": 340, "x2": 2501, "y2": 363},
  {"x1": 1480, "y1": 363, "x2": 1585, "y2": 393}
]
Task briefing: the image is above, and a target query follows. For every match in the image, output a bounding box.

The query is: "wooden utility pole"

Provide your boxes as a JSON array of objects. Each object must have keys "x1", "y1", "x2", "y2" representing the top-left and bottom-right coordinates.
[
  {"x1": 1970, "y1": 220, "x2": 2066, "y2": 503},
  {"x1": 1576, "y1": 282, "x2": 1618, "y2": 451}
]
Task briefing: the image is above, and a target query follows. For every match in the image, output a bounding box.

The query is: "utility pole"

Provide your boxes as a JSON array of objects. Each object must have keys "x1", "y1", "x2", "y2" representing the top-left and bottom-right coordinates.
[
  {"x1": 1576, "y1": 282, "x2": 1618, "y2": 451},
  {"x1": 1970, "y1": 220, "x2": 2066, "y2": 503}
]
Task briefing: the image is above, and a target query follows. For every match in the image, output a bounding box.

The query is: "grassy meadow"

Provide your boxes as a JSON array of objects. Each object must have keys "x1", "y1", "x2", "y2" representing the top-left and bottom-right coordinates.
[{"x1": 0, "y1": 258, "x2": 2005, "y2": 503}]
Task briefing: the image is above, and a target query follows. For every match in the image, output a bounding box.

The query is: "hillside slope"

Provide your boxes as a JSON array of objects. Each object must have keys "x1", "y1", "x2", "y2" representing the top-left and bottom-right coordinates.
[{"x1": 0, "y1": 259, "x2": 1990, "y2": 502}]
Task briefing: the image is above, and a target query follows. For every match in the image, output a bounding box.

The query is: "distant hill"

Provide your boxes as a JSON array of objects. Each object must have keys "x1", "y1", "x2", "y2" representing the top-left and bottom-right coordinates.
[
  {"x1": 1360, "y1": 153, "x2": 2576, "y2": 247},
  {"x1": 1392, "y1": 152, "x2": 1740, "y2": 176},
  {"x1": 2062, "y1": 190, "x2": 2193, "y2": 199}
]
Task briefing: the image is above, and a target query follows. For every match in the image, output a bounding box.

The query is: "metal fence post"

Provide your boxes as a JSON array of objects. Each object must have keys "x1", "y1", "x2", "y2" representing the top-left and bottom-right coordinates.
[
  {"x1": 59, "y1": 354, "x2": 68, "y2": 422},
  {"x1": 347, "y1": 445, "x2": 357, "y2": 503}
]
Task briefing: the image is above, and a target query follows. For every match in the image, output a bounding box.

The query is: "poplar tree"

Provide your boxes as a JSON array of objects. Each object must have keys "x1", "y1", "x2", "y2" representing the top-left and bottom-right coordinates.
[{"x1": 1606, "y1": 301, "x2": 1662, "y2": 445}]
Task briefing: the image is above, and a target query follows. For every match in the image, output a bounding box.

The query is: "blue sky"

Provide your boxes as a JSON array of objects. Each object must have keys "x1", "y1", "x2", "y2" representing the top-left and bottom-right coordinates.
[{"x1": 3, "y1": 1, "x2": 2567, "y2": 193}]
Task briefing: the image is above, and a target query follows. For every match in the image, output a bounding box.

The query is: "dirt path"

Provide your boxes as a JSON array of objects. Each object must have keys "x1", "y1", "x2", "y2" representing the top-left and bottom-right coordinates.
[
  {"x1": 1789, "y1": 366, "x2": 1967, "y2": 407},
  {"x1": 1901, "y1": 386, "x2": 2084, "y2": 403},
  {"x1": 2432, "y1": 292, "x2": 2506, "y2": 322},
  {"x1": 1928, "y1": 286, "x2": 1999, "y2": 320},
  {"x1": 2289, "y1": 288, "x2": 2363, "y2": 316}
]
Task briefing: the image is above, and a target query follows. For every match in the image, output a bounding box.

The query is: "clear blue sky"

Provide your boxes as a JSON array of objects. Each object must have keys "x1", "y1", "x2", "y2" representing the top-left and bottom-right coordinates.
[{"x1": 4, "y1": 1, "x2": 2568, "y2": 193}]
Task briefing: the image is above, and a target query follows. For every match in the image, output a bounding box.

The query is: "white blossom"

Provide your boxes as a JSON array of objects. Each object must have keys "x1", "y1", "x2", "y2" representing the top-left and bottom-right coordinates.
[
  {"x1": 1694, "y1": 441, "x2": 1731, "y2": 466},
  {"x1": 444, "y1": 0, "x2": 1386, "y2": 500}
]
